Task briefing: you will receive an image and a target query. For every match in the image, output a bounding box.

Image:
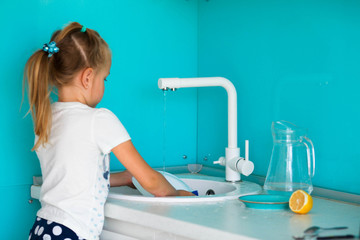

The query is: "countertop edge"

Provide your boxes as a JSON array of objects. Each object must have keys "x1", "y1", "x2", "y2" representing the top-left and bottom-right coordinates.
[{"x1": 104, "y1": 198, "x2": 259, "y2": 240}]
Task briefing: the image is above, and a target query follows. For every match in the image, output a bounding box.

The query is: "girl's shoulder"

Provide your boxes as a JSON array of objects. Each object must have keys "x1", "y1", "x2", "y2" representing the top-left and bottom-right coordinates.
[
  {"x1": 94, "y1": 107, "x2": 117, "y2": 118},
  {"x1": 93, "y1": 107, "x2": 122, "y2": 125}
]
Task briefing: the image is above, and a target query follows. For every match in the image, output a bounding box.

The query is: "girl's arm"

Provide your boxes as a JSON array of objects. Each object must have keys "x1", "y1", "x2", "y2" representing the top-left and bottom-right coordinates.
[
  {"x1": 111, "y1": 140, "x2": 194, "y2": 197},
  {"x1": 110, "y1": 170, "x2": 135, "y2": 188}
]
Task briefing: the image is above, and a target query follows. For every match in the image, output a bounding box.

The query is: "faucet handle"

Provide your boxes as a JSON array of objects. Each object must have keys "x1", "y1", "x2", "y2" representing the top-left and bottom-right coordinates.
[
  {"x1": 236, "y1": 159, "x2": 254, "y2": 176},
  {"x1": 237, "y1": 140, "x2": 254, "y2": 176},
  {"x1": 245, "y1": 140, "x2": 249, "y2": 160},
  {"x1": 213, "y1": 156, "x2": 226, "y2": 166}
]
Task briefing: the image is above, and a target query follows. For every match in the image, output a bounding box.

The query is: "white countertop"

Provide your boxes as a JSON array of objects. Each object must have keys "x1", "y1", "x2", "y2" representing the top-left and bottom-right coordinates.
[{"x1": 103, "y1": 195, "x2": 360, "y2": 240}]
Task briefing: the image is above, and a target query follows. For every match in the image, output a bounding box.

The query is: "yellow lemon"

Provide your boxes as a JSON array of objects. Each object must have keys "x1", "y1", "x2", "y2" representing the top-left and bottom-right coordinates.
[{"x1": 289, "y1": 190, "x2": 313, "y2": 214}]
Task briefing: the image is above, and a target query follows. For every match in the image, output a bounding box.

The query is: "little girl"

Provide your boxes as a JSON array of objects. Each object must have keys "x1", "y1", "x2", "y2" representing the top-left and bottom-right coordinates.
[{"x1": 24, "y1": 22, "x2": 193, "y2": 240}]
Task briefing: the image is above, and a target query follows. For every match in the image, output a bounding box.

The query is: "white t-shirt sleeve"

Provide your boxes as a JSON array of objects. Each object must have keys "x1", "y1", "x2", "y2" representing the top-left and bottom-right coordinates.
[{"x1": 93, "y1": 108, "x2": 131, "y2": 154}]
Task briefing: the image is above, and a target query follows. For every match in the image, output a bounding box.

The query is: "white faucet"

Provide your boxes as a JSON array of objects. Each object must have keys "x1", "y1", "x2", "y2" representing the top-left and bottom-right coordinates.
[{"x1": 158, "y1": 77, "x2": 254, "y2": 182}]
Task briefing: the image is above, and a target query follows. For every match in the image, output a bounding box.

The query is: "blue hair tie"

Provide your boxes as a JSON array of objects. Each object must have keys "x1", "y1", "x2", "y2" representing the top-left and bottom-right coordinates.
[
  {"x1": 42, "y1": 41, "x2": 59, "y2": 57},
  {"x1": 80, "y1": 26, "x2": 86, "y2": 33}
]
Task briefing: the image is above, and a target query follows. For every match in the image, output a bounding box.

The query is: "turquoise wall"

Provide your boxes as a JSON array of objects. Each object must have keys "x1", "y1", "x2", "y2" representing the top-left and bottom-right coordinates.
[
  {"x1": 0, "y1": 0, "x2": 197, "y2": 238},
  {"x1": 1, "y1": 0, "x2": 360, "y2": 238},
  {"x1": 197, "y1": 0, "x2": 360, "y2": 195}
]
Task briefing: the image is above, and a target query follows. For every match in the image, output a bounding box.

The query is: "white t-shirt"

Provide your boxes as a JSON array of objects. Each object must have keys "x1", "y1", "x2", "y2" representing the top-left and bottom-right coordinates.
[{"x1": 35, "y1": 102, "x2": 130, "y2": 239}]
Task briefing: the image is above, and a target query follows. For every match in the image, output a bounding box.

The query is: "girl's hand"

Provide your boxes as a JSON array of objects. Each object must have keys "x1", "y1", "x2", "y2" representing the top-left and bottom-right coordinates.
[{"x1": 176, "y1": 190, "x2": 196, "y2": 196}]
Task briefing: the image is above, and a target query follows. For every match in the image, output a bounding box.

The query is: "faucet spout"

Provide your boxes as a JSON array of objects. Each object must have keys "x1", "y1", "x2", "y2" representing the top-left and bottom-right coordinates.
[
  {"x1": 159, "y1": 77, "x2": 238, "y2": 149},
  {"x1": 158, "y1": 77, "x2": 254, "y2": 182}
]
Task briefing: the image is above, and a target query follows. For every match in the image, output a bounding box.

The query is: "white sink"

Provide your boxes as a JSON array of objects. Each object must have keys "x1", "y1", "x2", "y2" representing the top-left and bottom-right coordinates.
[{"x1": 108, "y1": 174, "x2": 262, "y2": 203}]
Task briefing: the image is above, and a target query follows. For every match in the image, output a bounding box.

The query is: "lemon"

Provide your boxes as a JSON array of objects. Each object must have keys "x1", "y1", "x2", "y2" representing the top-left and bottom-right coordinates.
[{"x1": 289, "y1": 190, "x2": 313, "y2": 214}]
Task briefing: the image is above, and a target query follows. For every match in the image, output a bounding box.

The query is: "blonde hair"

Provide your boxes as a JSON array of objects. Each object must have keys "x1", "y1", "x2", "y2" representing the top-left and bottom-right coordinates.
[{"x1": 24, "y1": 22, "x2": 111, "y2": 150}]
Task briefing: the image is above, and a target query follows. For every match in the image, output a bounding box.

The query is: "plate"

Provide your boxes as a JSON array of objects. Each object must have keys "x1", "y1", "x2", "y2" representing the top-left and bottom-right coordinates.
[
  {"x1": 132, "y1": 171, "x2": 193, "y2": 197},
  {"x1": 239, "y1": 194, "x2": 289, "y2": 210}
]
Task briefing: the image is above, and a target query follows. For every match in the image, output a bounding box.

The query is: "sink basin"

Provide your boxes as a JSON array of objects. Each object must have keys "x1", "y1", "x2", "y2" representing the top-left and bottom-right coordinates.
[{"x1": 108, "y1": 174, "x2": 262, "y2": 203}]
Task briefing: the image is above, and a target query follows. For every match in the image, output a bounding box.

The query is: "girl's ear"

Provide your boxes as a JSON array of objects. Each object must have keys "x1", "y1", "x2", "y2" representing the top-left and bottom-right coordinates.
[{"x1": 81, "y1": 67, "x2": 94, "y2": 89}]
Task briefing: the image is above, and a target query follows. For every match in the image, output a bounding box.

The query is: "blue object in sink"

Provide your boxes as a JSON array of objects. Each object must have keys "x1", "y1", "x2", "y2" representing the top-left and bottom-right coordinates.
[
  {"x1": 239, "y1": 194, "x2": 289, "y2": 210},
  {"x1": 191, "y1": 190, "x2": 199, "y2": 196}
]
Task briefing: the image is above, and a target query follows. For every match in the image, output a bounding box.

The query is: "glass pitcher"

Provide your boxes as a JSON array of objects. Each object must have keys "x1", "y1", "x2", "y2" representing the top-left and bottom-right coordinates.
[{"x1": 264, "y1": 120, "x2": 315, "y2": 195}]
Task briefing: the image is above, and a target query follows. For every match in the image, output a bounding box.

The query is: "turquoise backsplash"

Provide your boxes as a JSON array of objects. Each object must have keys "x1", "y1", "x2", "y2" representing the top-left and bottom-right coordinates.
[{"x1": 197, "y1": 0, "x2": 360, "y2": 195}]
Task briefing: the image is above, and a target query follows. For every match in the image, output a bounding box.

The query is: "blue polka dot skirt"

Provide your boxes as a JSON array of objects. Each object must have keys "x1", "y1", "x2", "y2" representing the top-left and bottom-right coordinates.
[{"x1": 29, "y1": 217, "x2": 82, "y2": 240}]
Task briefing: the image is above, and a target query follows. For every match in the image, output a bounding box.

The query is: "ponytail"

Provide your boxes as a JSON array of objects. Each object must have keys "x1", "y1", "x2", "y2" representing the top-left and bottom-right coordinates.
[{"x1": 24, "y1": 50, "x2": 53, "y2": 151}]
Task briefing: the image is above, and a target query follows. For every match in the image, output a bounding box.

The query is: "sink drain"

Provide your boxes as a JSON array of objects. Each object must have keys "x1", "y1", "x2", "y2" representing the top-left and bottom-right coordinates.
[{"x1": 205, "y1": 189, "x2": 215, "y2": 195}]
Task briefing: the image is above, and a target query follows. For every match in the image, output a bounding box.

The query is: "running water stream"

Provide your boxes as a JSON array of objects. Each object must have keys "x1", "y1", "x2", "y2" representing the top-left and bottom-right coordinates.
[{"x1": 162, "y1": 90, "x2": 167, "y2": 171}]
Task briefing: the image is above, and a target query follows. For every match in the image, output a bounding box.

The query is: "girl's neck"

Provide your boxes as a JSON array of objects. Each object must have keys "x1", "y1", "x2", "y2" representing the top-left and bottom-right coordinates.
[{"x1": 57, "y1": 85, "x2": 87, "y2": 105}]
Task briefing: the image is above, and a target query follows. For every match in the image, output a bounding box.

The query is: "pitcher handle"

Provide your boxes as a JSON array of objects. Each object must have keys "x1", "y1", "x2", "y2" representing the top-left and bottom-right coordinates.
[{"x1": 303, "y1": 136, "x2": 315, "y2": 177}]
